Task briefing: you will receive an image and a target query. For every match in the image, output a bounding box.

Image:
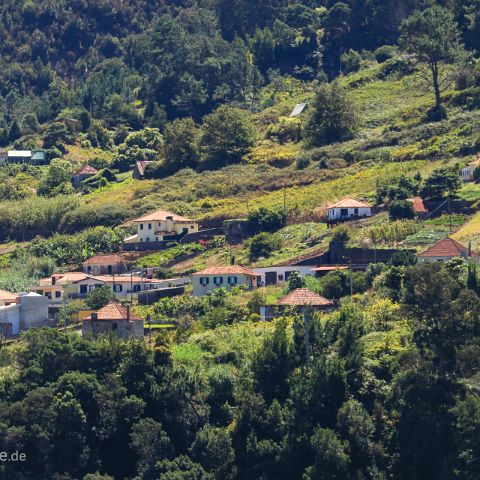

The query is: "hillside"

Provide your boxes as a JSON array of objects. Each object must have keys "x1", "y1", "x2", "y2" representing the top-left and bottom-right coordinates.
[{"x1": 2, "y1": 2, "x2": 480, "y2": 480}]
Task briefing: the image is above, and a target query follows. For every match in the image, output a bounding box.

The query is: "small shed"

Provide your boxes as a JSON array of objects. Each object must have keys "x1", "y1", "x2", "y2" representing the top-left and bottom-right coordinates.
[
  {"x1": 326, "y1": 197, "x2": 372, "y2": 222},
  {"x1": 133, "y1": 161, "x2": 154, "y2": 180},
  {"x1": 72, "y1": 165, "x2": 99, "y2": 188}
]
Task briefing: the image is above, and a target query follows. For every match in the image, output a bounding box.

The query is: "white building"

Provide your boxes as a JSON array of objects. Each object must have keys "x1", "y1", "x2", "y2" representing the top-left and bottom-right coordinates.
[
  {"x1": 192, "y1": 266, "x2": 259, "y2": 296},
  {"x1": 417, "y1": 238, "x2": 474, "y2": 263},
  {"x1": 460, "y1": 158, "x2": 480, "y2": 182},
  {"x1": 326, "y1": 198, "x2": 372, "y2": 221},
  {"x1": 253, "y1": 266, "x2": 314, "y2": 286},
  {"x1": 124, "y1": 209, "x2": 199, "y2": 244},
  {"x1": 0, "y1": 292, "x2": 49, "y2": 337}
]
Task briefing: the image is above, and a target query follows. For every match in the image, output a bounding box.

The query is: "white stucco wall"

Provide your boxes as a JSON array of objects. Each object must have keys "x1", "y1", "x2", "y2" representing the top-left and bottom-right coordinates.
[
  {"x1": 327, "y1": 207, "x2": 371, "y2": 220},
  {"x1": 136, "y1": 220, "x2": 199, "y2": 243}
]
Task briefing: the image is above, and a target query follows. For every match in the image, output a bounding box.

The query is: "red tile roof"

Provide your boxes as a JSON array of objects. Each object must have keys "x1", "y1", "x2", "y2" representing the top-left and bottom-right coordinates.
[
  {"x1": 193, "y1": 265, "x2": 258, "y2": 277},
  {"x1": 86, "y1": 302, "x2": 142, "y2": 321},
  {"x1": 74, "y1": 165, "x2": 98, "y2": 176},
  {"x1": 134, "y1": 209, "x2": 195, "y2": 223},
  {"x1": 411, "y1": 197, "x2": 428, "y2": 214},
  {"x1": 419, "y1": 238, "x2": 470, "y2": 258},
  {"x1": 310, "y1": 266, "x2": 349, "y2": 272},
  {"x1": 0, "y1": 289, "x2": 19, "y2": 301},
  {"x1": 83, "y1": 253, "x2": 124, "y2": 265},
  {"x1": 278, "y1": 288, "x2": 333, "y2": 307},
  {"x1": 328, "y1": 197, "x2": 371, "y2": 209}
]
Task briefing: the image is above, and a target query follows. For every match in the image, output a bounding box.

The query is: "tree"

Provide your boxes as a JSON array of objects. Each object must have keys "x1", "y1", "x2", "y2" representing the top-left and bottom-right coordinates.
[
  {"x1": 37, "y1": 158, "x2": 74, "y2": 196},
  {"x1": 163, "y1": 118, "x2": 200, "y2": 174},
  {"x1": 400, "y1": 6, "x2": 466, "y2": 120},
  {"x1": 389, "y1": 200, "x2": 415, "y2": 220},
  {"x1": 247, "y1": 207, "x2": 285, "y2": 234},
  {"x1": 200, "y1": 105, "x2": 254, "y2": 168},
  {"x1": 420, "y1": 168, "x2": 461, "y2": 200},
  {"x1": 304, "y1": 428, "x2": 349, "y2": 480},
  {"x1": 130, "y1": 418, "x2": 172, "y2": 478},
  {"x1": 8, "y1": 120, "x2": 22, "y2": 143},
  {"x1": 287, "y1": 271, "x2": 306, "y2": 291},
  {"x1": 43, "y1": 122, "x2": 70, "y2": 148},
  {"x1": 304, "y1": 82, "x2": 358, "y2": 147},
  {"x1": 85, "y1": 285, "x2": 116, "y2": 310}
]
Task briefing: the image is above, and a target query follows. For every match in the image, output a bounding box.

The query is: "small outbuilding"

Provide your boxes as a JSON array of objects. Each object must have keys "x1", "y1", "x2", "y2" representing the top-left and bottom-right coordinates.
[{"x1": 72, "y1": 165, "x2": 99, "y2": 188}]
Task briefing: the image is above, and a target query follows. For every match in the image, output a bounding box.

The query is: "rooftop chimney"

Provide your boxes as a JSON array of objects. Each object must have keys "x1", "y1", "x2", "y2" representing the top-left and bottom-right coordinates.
[{"x1": 52, "y1": 276, "x2": 56, "y2": 285}]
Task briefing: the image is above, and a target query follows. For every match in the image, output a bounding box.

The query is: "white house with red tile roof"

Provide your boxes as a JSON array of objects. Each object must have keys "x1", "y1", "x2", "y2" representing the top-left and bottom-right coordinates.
[
  {"x1": 82, "y1": 302, "x2": 144, "y2": 338},
  {"x1": 192, "y1": 265, "x2": 259, "y2": 296},
  {"x1": 417, "y1": 238, "x2": 473, "y2": 263},
  {"x1": 326, "y1": 197, "x2": 372, "y2": 221},
  {"x1": 124, "y1": 209, "x2": 199, "y2": 244},
  {"x1": 82, "y1": 253, "x2": 127, "y2": 275}
]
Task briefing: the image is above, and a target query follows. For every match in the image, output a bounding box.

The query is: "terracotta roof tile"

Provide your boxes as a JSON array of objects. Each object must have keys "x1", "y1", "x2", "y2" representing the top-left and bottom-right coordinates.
[
  {"x1": 0, "y1": 289, "x2": 19, "y2": 301},
  {"x1": 411, "y1": 197, "x2": 428, "y2": 214},
  {"x1": 86, "y1": 302, "x2": 142, "y2": 321},
  {"x1": 193, "y1": 265, "x2": 258, "y2": 277},
  {"x1": 134, "y1": 209, "x2": 195, "y2": 223},
  {"x1": 419, "y1": 238, "x2": 470, "y2": 258},
  {"x1": 328, "y1": 197, "x2": 371, "y2": 209},
  {"x1": 135, "y1": 161, "x2": 154, "y2": 177},
  {"x1": 74, "y1": 165, "x2": 98, "y2": 176},
  {"x1": 83, "y1": 253, "x2": 124, "y2": 265},
  {"x1": 278, "y1": 288, "x2": 333, "y2": 307}
]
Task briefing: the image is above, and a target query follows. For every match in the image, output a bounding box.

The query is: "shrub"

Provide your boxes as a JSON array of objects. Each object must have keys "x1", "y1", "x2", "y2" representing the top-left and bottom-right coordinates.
[
  {"x1": 266, "y1": 116, "x2": 302, "y2": 144},
  {"x1": 248, "y1": 207, "x2": 285, "y2": 234},
  {"x1": 341, "y1": 49, "x2": 361, "y2": 73},
  {"x1": 85, "y1": 285, "x2": 116, "y2": 310},
  {"x1": 374, "y1": 45, "x2": 397, "y2": 63},
  {"x1": 388, "y1": 200, "x2": 415, "y2": 220},
  {"x1": 249, "y1": 232, "x2": 281, "y2": 260},
  {"x1": 296, "y1": 153, "x2": 311, "y2": 170}
]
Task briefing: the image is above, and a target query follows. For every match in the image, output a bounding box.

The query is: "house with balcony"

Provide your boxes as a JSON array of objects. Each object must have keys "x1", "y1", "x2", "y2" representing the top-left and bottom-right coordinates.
[
  {"x1": 192, "y1": 265, "x2": 260, "y2": 296},
  {"x1": 30, "y1": 272, "x2": 105, "y2": 304},
  {"x1": 124, "y1": 209, "x2": 199, "y2": 250}
]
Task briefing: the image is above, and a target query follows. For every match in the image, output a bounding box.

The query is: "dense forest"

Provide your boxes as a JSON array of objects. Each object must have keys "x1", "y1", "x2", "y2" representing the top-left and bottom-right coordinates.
[{"x1": 1, "y1": 0, "x2": 479, "y2": 128}]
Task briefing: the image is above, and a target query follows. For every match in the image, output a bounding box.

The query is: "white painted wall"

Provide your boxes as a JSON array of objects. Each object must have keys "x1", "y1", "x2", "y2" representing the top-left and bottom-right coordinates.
[{"x1": 327, "y1": 207, "x2": 371, "y2": 221}]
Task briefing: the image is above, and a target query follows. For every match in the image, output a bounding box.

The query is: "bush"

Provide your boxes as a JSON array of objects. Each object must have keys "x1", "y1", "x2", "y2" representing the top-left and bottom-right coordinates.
[
  {"x1": 296, "y1": 153, "x2": 311, "y2": 170},
  {"x1": 248, "y1": 207, "x2": 285, "y2": 234},
  {"x1": 86, "y1": 285, "x2": 116, "y2": 310},
  {"x1": 249, "y1": 232, "x2": 281, "y2": 260},
  {"x1": 58, "y1": 204, "x2": 130, "y2": 233},
  {"x1": 341, "y1": 49, "x2": 361, "y2": 73},
  {"x1": 388, "y1": 200, "x2": 415, "y2": 220},
  {"x1": 267, "y1": 116, "x2": 302, "y2": 144},
  {"x1": 374, "y1": 45, "x2": 397, "y2": 63}
]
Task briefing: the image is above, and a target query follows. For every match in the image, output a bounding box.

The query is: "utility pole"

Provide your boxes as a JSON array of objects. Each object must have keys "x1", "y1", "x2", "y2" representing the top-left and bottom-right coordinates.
[
  {"x1": 283, "y1": 189, "x2": 287, "y2": 226},
  {"x1": 303, "y1": 307, "x2": 311, "y2": 364}
]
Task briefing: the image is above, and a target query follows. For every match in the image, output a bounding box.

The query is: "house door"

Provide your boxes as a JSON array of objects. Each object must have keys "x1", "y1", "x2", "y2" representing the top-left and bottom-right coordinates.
[
  {"x1": 265, "y1": 272, "x2": 277, "y2": 286},
  {"x1": 107, "y1": 265, "x2": 113, "y2": 274},
  {"x1": 341, "y1": 209, "x2": 348, "y2": 217}
]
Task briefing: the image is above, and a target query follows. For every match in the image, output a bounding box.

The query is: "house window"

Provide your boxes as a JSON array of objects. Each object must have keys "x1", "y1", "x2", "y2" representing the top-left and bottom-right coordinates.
[
  {"x1": 107, "y1": 265, "x2": 112, "y2": 274},
  {"x1": 55, "y1": 291, "x2": 62, "y2": 299},
  {"x1": 148, "y1": 223, "x2": 152, "y2": 230},
  {"x1": 214, "y1": 277, "x2": 223, "y2": 285},
  {"x1": 200, "y1": 277, "x2": 210, "y2": 286},
  {"x1": 80, "y1": 285, "x2": 88, "y2": 294},
  {"x1": 133, "y1": 285, "x2": 141, "y2": 292},
  {"x1": 341, "y1": 208, "x2": 348, "y2": 217},
  {"x1": 228, "y1": 276, "x2": 238, "y2": 285},
  {"x1": 112, "y1": 323, "x2": 118, "y2": 331},
  {"x1": 87, "y1": 266, "x2": 92, "y2": 273},
  {"x1": 191, "y1": 225, "x2": 195, "y2": 229},
  {"x1": 114, "y1": 285, "x2": 123, "y2": 293},
  {"x1": 354, "y1": 208, "x2": 359, "y2": 216},
  {"x1": 140, "y1": 224, "x2": 144, "y2": 230}
]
